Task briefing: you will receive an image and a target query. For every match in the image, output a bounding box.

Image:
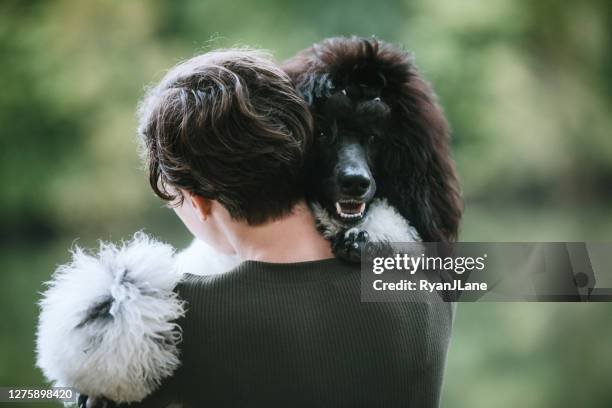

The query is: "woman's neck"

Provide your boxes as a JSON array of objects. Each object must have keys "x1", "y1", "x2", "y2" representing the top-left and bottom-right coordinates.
[{"x1": 226, "y1": 201, "x2": 333, "y2": 263}]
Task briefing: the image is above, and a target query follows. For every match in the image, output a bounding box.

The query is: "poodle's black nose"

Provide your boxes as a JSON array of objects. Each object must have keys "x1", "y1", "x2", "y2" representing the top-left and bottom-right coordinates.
[{"x1": 339, "y1": 171, "x2": 371, "y2": 197}]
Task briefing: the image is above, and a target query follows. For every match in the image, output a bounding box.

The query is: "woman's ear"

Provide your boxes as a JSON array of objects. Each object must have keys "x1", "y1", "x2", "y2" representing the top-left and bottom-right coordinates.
[{"x1": 188, "y1": 194, "x2": 213, "y2": 222}]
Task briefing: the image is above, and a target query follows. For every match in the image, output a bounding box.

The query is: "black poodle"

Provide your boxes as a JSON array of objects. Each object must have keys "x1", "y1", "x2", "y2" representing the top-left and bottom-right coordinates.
[{"x1": 283, "y1": 36, "x2": 463, "y2": 259}]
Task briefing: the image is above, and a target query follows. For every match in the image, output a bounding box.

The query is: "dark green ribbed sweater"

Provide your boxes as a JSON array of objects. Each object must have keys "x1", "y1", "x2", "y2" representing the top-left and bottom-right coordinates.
[{"x1": 140, "y1": 258, "x2": 455, "y2": 408}]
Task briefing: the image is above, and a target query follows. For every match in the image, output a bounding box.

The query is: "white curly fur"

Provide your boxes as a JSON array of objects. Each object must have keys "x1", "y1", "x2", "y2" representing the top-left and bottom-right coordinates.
[
  {"x1": 175, "y1": 239, "x2": 240, "y2": 276},
  {"x1": 36, "y1": 232, "x2": 185, "y2": 403},
  {"x1": 359, "y1": 198, "x2": 421, "y2": 242}
]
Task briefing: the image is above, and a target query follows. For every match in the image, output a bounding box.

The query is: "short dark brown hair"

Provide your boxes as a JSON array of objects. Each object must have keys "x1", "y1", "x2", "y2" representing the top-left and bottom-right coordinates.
[{"x1": 137, "y1": 49, "x2": 312, "y2": 225}]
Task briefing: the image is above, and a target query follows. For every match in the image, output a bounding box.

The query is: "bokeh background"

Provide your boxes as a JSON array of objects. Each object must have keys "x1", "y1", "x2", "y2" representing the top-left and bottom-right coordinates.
[{"x1": 1, "y1": 0, "x2": 611, "y2": 407}]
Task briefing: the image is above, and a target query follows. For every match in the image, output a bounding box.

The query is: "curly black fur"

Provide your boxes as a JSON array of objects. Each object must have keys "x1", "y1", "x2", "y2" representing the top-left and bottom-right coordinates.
[{"x1": 283, "y1": 36, "x2": 463, "y2": 242}]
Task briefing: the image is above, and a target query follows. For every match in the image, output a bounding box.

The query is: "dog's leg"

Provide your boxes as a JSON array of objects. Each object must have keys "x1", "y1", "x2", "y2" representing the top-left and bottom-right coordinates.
[
  {"x1": 175, "y1": 239, "x2": 240, "y2": 276},
  {"x1": 331, "y1": 228, "x2": 370, "y2": 263},
  {"x1": 359, "y1": 198, "x2": 421, "y2": 243},
  {"x1": 310, "y1": 201, "x2": 365, "y2": 263}
]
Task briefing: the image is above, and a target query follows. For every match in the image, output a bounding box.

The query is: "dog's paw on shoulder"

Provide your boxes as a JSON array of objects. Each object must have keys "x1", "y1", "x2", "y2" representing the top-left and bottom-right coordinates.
[{"x1": 332, "y1": 228, "x2": 370, "y2": 263}]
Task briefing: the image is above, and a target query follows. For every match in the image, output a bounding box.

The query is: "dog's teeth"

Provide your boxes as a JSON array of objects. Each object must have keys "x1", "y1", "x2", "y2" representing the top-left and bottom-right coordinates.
[{"x1": 335, "y1": 200, "x2": 367, "y2": 219}]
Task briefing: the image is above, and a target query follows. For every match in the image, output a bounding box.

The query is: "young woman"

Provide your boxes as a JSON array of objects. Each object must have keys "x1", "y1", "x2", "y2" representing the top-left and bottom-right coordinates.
[{"x1": 37, "y1": 49, "x2": 454, "y2": 408}]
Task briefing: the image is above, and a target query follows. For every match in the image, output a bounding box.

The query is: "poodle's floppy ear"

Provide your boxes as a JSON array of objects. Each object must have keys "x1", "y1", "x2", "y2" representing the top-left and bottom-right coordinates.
[{"x1": 378, "y1": 65, "x2": 462, "y2": 242}]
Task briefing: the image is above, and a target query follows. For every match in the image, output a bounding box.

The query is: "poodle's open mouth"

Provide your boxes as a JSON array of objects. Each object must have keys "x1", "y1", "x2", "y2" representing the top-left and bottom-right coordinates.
[{"x1": 335, "y1": 199, "x2": 366, "y2": 220}]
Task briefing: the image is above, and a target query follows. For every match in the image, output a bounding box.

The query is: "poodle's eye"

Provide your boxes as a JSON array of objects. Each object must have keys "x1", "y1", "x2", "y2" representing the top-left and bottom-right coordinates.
[
  {"x1": 373, "y1": 97, "x2": 381, "y2": 102},
  {"x1": 317, "y1": 130, "x2": 335, "y2": 144},
  {"x1": 340, "y1": 89, "x2": 347, "y2": 95}
]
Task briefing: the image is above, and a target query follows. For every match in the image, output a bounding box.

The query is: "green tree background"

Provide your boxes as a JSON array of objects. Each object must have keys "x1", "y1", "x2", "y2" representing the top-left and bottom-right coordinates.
[{"x1": 1, "y1": 0, "x2": 611, "y2": 406}]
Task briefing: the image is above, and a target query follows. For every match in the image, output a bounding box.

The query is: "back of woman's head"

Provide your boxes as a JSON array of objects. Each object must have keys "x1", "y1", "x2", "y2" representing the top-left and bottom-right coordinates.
[{"x1": 138, "y1": 49, "x2": 313, "y2": 225}]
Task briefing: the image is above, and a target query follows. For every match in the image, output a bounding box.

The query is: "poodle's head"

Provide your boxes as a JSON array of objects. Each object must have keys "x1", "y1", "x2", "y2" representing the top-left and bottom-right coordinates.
[{"x1": 283, "y1": 36, "x2": 462, "y2": 242}]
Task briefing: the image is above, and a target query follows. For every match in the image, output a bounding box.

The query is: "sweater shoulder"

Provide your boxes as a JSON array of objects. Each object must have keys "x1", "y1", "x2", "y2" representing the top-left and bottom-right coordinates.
[{"x1": 174, "y1": 270, "x2": 235, "y2": 306}]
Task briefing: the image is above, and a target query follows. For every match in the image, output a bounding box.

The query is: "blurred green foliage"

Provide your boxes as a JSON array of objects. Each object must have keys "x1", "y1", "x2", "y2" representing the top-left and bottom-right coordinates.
[{"x1": 1, "y1": 0, "x2": 611, "y2": 407}]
